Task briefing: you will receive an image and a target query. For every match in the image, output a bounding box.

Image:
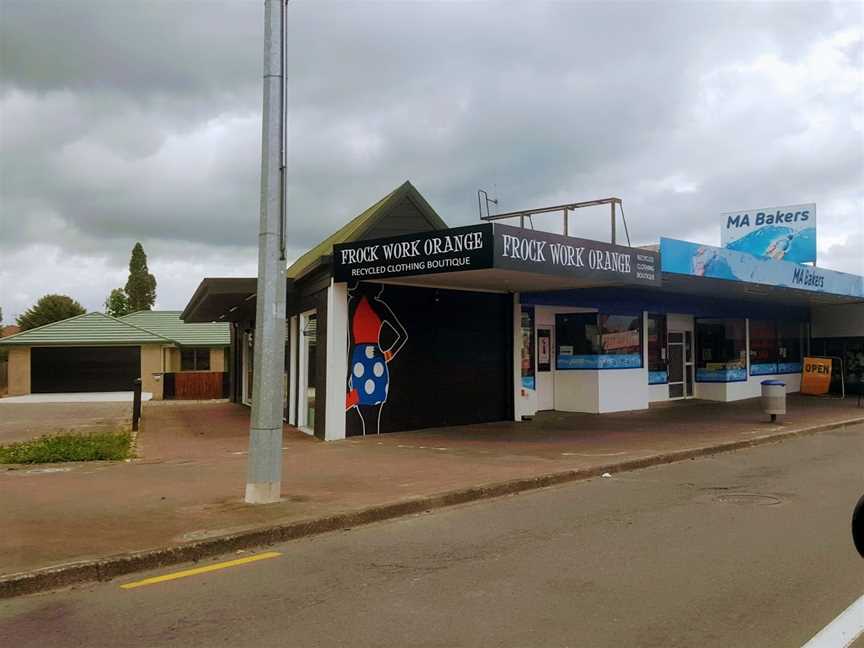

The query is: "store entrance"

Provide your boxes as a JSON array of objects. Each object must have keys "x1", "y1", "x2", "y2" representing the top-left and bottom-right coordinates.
[{"x1": 667, "y1": 331, "x2": 694, "y2": 399}]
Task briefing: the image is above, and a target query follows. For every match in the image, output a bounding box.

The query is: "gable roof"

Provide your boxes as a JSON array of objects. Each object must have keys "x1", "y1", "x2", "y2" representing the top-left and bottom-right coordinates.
[
  {"x1": 121, "y1": 311, "x2": 230, "y2": 346},
  {"x1": 286, "y1": 180, "x2": 448, "y2": 280},
  {"x1": 0, "y1": 312, "x2": 171, "y2": 347}
]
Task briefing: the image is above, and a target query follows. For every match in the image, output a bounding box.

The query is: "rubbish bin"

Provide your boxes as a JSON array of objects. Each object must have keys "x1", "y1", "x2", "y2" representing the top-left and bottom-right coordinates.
[{"x1": 761, "y1": 380, "x2": 786, "y2": 422}]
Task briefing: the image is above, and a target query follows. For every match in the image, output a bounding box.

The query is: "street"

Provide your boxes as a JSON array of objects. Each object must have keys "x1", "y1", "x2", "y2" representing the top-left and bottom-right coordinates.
[{"x1": 2, "y1": 424, "x2": 862, "y2": 647}]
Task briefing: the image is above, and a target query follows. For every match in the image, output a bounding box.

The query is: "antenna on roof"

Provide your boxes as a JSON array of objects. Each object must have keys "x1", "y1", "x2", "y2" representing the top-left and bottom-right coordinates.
[{"x1": 477, "y1": 189, "x2": 498, "y2": 220}]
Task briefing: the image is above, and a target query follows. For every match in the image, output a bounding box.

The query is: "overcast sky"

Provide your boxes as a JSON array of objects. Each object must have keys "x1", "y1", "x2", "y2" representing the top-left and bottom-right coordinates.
[{"x1": 1, "y1": 0, "x2": 862, "y2": 320}]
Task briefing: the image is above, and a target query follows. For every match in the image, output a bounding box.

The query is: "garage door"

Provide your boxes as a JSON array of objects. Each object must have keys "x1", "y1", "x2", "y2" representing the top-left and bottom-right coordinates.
[{"x1": 31, "y1": 346, "x2": 141, "y2": 393}]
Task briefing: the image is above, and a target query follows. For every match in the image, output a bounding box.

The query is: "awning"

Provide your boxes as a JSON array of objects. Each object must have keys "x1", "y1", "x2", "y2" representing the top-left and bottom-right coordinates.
[
  {"x1": 333, "y1": 223, "x2": 661, "y2": 293},
  {"x1": 180, "y1": 278, "x2": 258, "y2": 323}
]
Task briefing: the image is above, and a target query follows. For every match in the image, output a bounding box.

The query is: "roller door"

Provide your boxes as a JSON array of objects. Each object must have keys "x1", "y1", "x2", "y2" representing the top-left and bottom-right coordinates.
[{"x1": 31, "y1": 346, "x2": 141, "y2": 393}]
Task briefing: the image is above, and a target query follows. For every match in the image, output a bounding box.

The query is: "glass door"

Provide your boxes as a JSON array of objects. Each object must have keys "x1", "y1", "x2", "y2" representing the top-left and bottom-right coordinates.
[
  {"x1": 668, "y1": 332, "x2": 685, "y2": 399},
  {"x1": 298, "y1": 312, "x2": 317, "y2": 433},
  {"x1": 684, "y1": 330, "x2": 694, "y2": 397}
]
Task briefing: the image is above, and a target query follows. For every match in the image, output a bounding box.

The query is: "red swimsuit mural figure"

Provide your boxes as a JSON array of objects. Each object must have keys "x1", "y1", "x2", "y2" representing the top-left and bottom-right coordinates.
[{"x1": 345, "y1": 284, "x2": 408, "y2": 435}]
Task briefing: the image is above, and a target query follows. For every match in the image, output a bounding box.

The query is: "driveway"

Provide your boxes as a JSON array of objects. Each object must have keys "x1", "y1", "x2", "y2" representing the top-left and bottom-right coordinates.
[{"x1": 0, "y1": 401, "x2": 133, "y2": 445}]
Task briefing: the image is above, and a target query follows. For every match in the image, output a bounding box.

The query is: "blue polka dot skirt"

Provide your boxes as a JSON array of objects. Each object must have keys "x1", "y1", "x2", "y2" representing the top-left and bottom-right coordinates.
[{"x1": 350, "y1": 344, "x2": 389, "y2": 406}]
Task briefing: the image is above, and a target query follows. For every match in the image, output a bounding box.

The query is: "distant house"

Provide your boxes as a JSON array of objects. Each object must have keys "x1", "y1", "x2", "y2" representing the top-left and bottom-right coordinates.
[
  {"x1": 0, "y1": 311, "x2": 230, "y2": 400},
  {"x1": 1, "y1": 325, "x2": 21, "y2": 338}
]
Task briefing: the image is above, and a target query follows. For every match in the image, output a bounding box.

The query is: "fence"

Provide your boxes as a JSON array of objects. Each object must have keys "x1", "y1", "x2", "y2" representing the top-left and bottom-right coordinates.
[{"x1": 163, "y1": 372, "x2": 227, "y2": 400}]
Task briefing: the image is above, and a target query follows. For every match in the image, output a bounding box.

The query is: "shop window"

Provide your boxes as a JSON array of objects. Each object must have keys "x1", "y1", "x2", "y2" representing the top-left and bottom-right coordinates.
[
  {"x1": 777, "y1": 321, "x2": 804, "y2": 374},
  {"x1": 749, "y1": 320, "x2": 778, "y2": 375},
  {"x1": 181, "y1": 347, "x2": 211, "y2": 371},
  {"x1": 695, "y1": 318, "x2": 746, "y2": 382},
  {"x1": 647, "y1": 314, "x2": 667, "y2": 384},
  {"x1": 520, "y1": 307, "x2": 535, "y2": 389},
  {"x1": 556, "y1": 312, "x2": 642, "y2": 370}
]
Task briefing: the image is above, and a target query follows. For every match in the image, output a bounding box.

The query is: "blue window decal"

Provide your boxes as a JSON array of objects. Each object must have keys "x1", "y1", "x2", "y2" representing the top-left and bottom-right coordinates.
[{"x1": 648, "y1": 370, "x2": 668, "y2": 385}]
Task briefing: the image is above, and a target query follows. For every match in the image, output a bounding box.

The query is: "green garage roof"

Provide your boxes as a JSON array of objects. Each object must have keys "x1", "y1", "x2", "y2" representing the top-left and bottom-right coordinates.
[
  {"x1": 0, "y1": 312, "x2": 171, "y2": 347},
  {"x1": 0, "y1": 311, "x2": 230, "y2": 347},
  {"x1": 121, "y1": 311, "x2": 230, "y2": 346}
]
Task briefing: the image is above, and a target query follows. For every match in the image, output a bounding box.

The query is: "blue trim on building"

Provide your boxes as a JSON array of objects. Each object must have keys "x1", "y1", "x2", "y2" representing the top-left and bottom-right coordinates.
[
  {"x1": 751, "y1": 362, "x2": 778, "y2": 376},
  {"x1": 520, "y1": 287, "x2": 810, "y2": 321},
  {"x1": 556, "y1": 353, "x2": 643, "y2": 370},
  {"x1": 648, "y1": 370, "x2": 668, "y2": 384},
  {"x1": 696, "y1": 367, "x2": 747, "y2": 383}
]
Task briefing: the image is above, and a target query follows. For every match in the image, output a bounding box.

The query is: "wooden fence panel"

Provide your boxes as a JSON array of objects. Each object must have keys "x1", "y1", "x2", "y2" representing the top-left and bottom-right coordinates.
[{"x1": 172, "y1": 372, "x2": 225, "y2": 400}]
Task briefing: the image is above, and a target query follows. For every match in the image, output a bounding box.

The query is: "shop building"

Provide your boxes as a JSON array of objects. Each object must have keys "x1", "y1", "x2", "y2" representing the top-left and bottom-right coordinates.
[{"x1": 181, "y1": 182, "x2": 864, "y2": 440}]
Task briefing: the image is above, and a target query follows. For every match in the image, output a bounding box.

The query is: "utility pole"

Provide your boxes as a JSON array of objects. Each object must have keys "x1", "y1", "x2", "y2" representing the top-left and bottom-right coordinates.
[{"x1": 245, "y1": 0, "x2": 288, "y2": 504}]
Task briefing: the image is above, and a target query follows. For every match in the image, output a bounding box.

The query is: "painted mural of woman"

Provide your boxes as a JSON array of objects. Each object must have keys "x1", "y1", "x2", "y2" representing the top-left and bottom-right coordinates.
[{"x1": 345, "y1": 283, "x2": 408, "y2": 436}]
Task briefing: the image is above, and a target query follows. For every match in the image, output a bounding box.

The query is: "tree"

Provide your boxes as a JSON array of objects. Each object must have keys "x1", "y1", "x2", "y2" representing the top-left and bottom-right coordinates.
[
  {"x1": 124, "y1": 242, "x2": 157, "y2": 311},
  {"x1": 104, "y1": 288, "x2": 131, "y2": 318},
  {"x1": 17, "y1": 295, "x2": 86, "y2": 331}
]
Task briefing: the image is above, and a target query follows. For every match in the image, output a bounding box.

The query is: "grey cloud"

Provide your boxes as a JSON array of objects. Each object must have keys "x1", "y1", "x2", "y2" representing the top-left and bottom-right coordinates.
[{"x1": 0, "y1": 0, "x2": 861, "y2": 319}]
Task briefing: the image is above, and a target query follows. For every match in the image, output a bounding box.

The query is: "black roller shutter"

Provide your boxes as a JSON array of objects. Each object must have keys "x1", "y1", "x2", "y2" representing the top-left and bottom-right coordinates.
[{"x1": 31, "y1": 346, "x2": 141, "y2": 393}]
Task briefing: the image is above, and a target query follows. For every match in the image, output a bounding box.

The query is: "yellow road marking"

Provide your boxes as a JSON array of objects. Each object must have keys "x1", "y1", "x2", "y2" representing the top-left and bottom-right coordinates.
[{"x1": 120, "y1": 551, "x2": 282, "y2": 590}]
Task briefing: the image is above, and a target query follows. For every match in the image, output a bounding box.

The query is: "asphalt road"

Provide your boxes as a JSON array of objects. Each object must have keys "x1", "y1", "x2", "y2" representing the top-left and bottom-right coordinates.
[{"x1": 2, "y1": 424, "x2": 863, "y2": 647}]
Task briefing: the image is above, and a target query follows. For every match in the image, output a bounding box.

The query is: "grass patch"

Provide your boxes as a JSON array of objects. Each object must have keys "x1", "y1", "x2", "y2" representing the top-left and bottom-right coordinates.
[{"x1": 0, "y1": 431, "x2": 133, "y2": 464}]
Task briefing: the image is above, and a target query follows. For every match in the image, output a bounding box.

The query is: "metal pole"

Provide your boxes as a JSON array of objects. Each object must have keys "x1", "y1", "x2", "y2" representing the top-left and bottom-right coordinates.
[
  {"x1": 563, "y1": 208, "x2": 568, "y2": 237},
  {"x1": 245, "y1": 0, "x2": 288, "y2": 504},
  {"x1": 610, "y1": 201, "x2": 617, "y2": 245},
  {"x1": 132, "y1": 378, "x2": 142, "y2": 432}
]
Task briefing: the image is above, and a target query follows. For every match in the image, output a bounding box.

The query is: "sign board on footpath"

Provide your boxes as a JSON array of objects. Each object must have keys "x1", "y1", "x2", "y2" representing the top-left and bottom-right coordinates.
[{"x1": 800, "y1": 357, "x2": 832, "y2": 395}]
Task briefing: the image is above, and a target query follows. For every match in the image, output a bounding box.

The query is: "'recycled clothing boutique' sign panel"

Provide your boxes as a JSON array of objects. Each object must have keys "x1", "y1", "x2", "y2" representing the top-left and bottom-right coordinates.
[
  {"x1": 720, "y1": 203, "x2": 816, "y2": 264},
  {"x1": 335, "y1": 223, "x2": 662, "y2": 287},
  {"x1": 660, "y1": 238, "x2": 864, "y2": 298},
  {"x1": 493, "y1": 224, "x2": 661, "y2": 287},
  {"x1": 333, "y1": 224, "x2": 494, "y2": 282}
]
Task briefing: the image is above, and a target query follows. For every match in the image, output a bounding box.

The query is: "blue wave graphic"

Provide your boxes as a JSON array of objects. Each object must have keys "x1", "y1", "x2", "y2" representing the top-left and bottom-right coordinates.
[{"x1": 727, "y1": 226, "x2": 816, "y2": 263}]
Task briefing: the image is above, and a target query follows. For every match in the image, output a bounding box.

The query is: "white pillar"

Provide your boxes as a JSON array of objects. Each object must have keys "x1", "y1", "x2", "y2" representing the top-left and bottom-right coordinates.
[
  {"x1": 324, "y1": 280, "x2": 348, "y2": 441},
  {"x1": 288, "y1": 315, "x2": 298, "y2": 426}
]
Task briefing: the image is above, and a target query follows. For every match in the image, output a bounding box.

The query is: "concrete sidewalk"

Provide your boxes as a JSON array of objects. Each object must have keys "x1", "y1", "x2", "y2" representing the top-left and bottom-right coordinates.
[
  {"x1": 1, "y1": 395, "x2": 862, "y2": 592},
  {"x1": 0, "y1": 401, "x2": 132, "y2": 445}
]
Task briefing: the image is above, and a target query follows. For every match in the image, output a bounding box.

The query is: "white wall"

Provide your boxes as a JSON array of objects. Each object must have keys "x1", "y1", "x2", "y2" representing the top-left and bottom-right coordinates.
[
  {"x1": 324, "y1": 280, "x2": 348, "y2": 441},
  {"x1": 696, "y1": 371, "x2": 801, "y2": 401},
  {"x1": 811, "y1": 303, "x2": 864, "y2": 338},
  {"x1": 598, "y1": 369, "x2": 648, "y2": 412},
  {"x1": 554, "y1": 371, "x2": 600, "y2": 413}
]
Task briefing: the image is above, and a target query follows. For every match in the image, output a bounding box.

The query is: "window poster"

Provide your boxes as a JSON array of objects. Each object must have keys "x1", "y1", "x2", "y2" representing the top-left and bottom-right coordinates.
[
  {"x1": 521, "y1": 307, "x2": 535, "y2": 389},
  {"x1": 537, "y1": 329, "x2": 551, "y2": 372}
]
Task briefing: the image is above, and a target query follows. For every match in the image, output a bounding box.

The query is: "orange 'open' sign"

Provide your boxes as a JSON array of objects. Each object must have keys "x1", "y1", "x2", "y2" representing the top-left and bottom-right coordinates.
[{"x1": 800, "y1": 357, "x2": 832, "y2": 395}]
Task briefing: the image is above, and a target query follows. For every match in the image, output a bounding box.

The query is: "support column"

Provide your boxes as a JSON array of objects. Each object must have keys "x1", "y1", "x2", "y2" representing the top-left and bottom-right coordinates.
[{"x1": 324, "y1": 280, "x2": 348, "y2": 441}]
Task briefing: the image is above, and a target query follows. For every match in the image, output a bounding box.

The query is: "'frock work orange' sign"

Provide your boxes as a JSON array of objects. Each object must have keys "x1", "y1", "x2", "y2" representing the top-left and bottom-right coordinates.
[{"x1": 800, "y1": 357, "x2": 832, "y2": 395}]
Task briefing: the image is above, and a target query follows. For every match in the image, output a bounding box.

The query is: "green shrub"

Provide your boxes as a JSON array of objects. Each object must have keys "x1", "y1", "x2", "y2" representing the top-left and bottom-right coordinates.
[{"x1": 0, "y1": 431, "x2": 133, "y2": 464}]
